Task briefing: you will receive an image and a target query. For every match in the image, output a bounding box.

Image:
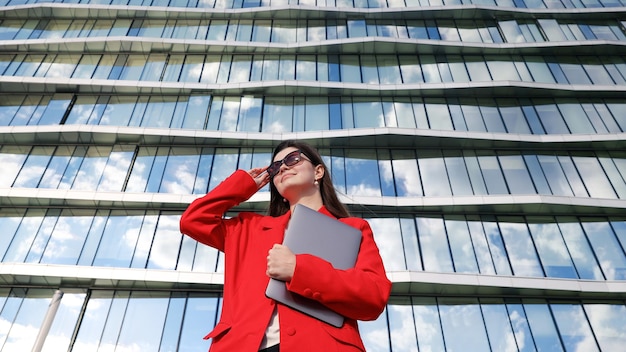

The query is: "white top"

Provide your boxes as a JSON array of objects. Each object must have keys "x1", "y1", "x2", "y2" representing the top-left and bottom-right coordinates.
[{"x1": 259, "y1": 307, "x2": 280, "y2": 349}]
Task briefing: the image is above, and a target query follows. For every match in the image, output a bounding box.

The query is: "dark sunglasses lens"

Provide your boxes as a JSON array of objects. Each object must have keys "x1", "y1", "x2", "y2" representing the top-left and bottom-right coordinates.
[
  {"x1": 267, "y1": 162, "x2": 280, "y2": 177},
  {"x1": 284, "y1": 153, "x2": 301, "y2": 167},
  {"x1": 268, "y1": 151, "x2": 301, "y2": 178}
]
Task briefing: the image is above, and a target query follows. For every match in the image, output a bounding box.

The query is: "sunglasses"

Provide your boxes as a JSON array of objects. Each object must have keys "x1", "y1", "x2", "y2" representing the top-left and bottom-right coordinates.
[{"x1": 267, "y1": 150, "x2": 310, "y2": 178}]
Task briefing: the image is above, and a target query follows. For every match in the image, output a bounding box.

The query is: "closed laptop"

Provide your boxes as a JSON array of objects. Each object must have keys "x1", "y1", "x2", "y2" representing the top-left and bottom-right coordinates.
[{"x1": 265, "y1": 204, "x2": 362, "y2": 327}]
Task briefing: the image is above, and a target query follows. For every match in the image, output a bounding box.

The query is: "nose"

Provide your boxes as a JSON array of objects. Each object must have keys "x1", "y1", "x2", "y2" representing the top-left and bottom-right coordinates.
[{"x1": 277, "y1": 161, "x2": 290, "y2": 175}]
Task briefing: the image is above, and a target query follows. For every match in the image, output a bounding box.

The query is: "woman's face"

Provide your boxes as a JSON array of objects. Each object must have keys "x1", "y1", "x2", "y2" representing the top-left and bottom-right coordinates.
[{"x1": 271, "y1": 147, "x2": 320, "y2": 198}]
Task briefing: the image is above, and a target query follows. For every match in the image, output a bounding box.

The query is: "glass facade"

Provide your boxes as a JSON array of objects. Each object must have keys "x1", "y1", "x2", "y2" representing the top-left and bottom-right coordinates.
[{"x1": 1, "y1": 1, "x2": 625, "y2": 351}]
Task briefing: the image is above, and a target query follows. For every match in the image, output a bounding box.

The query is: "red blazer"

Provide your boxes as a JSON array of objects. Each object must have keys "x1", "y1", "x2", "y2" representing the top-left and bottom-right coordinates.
[{"x1": 180, "y1": 170, "x2": 391, "y2": 352}]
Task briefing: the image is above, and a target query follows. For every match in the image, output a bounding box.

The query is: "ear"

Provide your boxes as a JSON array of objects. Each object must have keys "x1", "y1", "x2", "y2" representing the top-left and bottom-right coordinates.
[{"x1": 314, "y1": 164, "x2": 325, "y2": 181}]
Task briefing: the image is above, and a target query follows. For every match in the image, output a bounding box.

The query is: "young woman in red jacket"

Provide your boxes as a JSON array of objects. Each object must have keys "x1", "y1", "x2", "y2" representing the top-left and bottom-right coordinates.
[{"x1": 179, "y1": 140, "x2": 391, "y2": 352}]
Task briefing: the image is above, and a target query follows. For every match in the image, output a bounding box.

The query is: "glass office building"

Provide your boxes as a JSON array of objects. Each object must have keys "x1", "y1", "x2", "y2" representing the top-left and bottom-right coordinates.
[{"x1": 1, "y1": 0, "x2": 626, "y2": 351}]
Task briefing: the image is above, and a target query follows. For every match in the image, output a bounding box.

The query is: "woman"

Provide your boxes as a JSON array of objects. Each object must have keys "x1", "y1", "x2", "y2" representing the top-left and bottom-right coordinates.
[{"x1": 179, "y1": 140, "x2": 391, "y2": 352}]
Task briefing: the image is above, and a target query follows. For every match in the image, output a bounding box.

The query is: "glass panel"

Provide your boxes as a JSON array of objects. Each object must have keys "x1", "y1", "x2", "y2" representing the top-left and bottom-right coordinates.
[
  {"x1": 584, "y1": 303, "x2": 626, "y2": 351},
  {"x1": 387, "y1": 297, "x2": 418, "y2": 352},
  {"x1": 466, "y1": 218, "x2": 496, "y2": 275},
  {"x1": 598, "y1": 157, "x2": 626, "y2": 199},
  {"x1": 345, "y1": 149, "x2": 381, "y2": 196},
  {"x1": 72, "y1": 291, "x2": 118, "y2": 350},
  {"x1": 581, "y1": 221, "x2": 626, "y2": 280},
  {"x1": 162, "y1": 54, "x2": 184, "y2": 82},
  {"x1": 479, "y1": 101, "x2": 506, "y2": 133},
  {"x1": 480, "y1": 299, "x2": 519, "y2": 352},
  {"x1": 506, "y1": 302, "x2": 537, "y2": 352},
  {"x1": 413, "y1": 297, "x2": 446, "y2": 351},
  {"x1": 499, "y1": 219, "x2": 544, "y2": 277},
  {"x1": 3, "y1": 209, "x2": 46, "y2": 263},
  {"x1": 391, "y1": 150, "x2": 422, "y2": 197},
  {"x1": 418, "y1": 150, "x2": 451, "y2": 197},
  {"x1": 159, "y1": 147, "x2": 201, "y2": 194},
  {"x1": 444, "y1": 152, "x2": 473, "y2": 196},
  {"x1": 478, "y1": 155, "x2": 508, "y2": 194},
  {"x1": 526, "y1": 57, "x2": 556, "y2": 83},
  {"x1": 130, "y1": 213, "x2": 158, "y2": 269},
  {"x1": 359, "y1": 307, "x2": 389, "y2": 352},
  {"x1": 535, "y1": 103, "x2": 570, "y2": 134},
  {"x1": 229, "y1": 55, "x2": 252, "y2": 83},
  {"x1": 117, "y1": 55, "x2": 146, "y2": 81},
  {"x1": 40, "y1": 210, "x2": 97, "y2": 265},
  {"x1": 147, "y1": 213, "x2": 182, "y2": 270},
  {"x1": 464, "y1": 151, "x2": 488, "y2": 195},
  {"x1": 304, "y1": 97, "x2": 329, "y2": 131},
  {"x1": 296, "y1": 55, "x2": 316, "y2": 81},
  {"x1": 70, "y1": 146, "x2": 112, "y2": 191},
  {"x1": 179, "y1": 55, "x2": 205, "y2": 82},
  {"x1": 97, "y1": 145, "x2": 134, "y2": 192},
  {"x1": 439, "y1": 298, "x2": 490, "y2": 351},
  {"x1": 182, "y1": 95, "x2": 211, "y2": 129},
  {"x1": 158, "y1": 293, "x2": 186, "y2": 352},
  {"x1": 394, "y1": 100, "x2": 417, "y2": 129},
  {"x1": 126, "y1": 146, "x2": 156, "y2": 193},
  {"x1": 262, "y1": 97, "x2": 293, "y2": 132},
  {"x1": 377, "y1": 55, "x2": 402, "y2": 84},
  {"x1": 178, "y1": 293, "x2": 218, "y2": 351},
  {"x1": 40, "y1": 292, "x2": 86, "y2": 352},
  {"x1": 425, "y1": 100, "x2": 453, "y2": 130},
  {"x1": 1, "y1": 289, "x2": 53, "y2": 351},
  {"x1": 353, "y1": 98, "x2": 383, "y2": 128},
  {"x1": 399, "y1": 218, "x2": 422, "y2": 271},
  {"x1": 113, "y1": 292, "x2": 169, "y2": 351},
  {"x1": 499, "y1": 154, "x2": 536, "y2": 194},
  {"x1": 524, "y1": 300, "x2": 564, "y2": 352},
  {"x1": 537, "y1": 155, "x2": 573, "y2": 196},
  {"x1": 370, "y1": 218, "x2": 405, "y2": 271},
  {"x1": 208, "y1": 149, "x2": 239, "y2": 190},
  {"x1": 73, "y1": 55, "x2": 103, "y2": 81},
  {"x1": 572, "y1": 156, "x2": 616, "y2": 199},
  {"x1": 466, "y1": 57, "x2": 490, "y2": 82},
  {"x1": 558, "y1": 155, "x2": 588, "y2": 197},
  {"x1": 416, "y1": 216, "x2": 453, "y2": 272},
  {"x1": 561, "y1": 62, "x2": 592, "y2": 85},
  {"x1": 528, "y1": 220, "x2": 577, "y2": 278},
  {"x1": 460, "y1": 102, "x2": 485, "y2": 132},
  {"x1": 399, "y1": 55, "x2": 423, "y2": 83},
  {"x1": 551, "y1": 303, "x2": 600, "y2": 352},
  {"x1": 557, "y1": 220, "x2": 604, "y2": 280},
  {"x1": 92, "y1": 212, "x2": 145, "y2": 267},
  {"x1": 140, "y1": 54, "x2": 166, "y2": 81},
  {"x1": 444, "y1": 216, "x2": 479, "y2": 273},
  {"x1": 12, "y1": 146, "x2": 54, "y2": 188},
  {"x1": 99, "y1": 95, "x2": 138, "y2": 126},
  {"x1": 38, "y1": 94, "x2": 71, "y2": 125}
]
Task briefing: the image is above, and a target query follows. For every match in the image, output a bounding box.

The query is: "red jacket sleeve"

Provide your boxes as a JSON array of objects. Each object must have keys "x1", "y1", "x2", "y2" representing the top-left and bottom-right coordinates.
[
  {"x1": 179, "y1": 169, "x2": 258, "y2": 251},
  {"x1": 286, "y1": 218, "x2": 391, "y2": 321}
]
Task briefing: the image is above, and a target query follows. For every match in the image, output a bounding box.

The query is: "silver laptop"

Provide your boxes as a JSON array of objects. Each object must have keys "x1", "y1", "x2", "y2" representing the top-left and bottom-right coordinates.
[{"x1": 265, "y1": 204, "x2": 362, "y2": 327}]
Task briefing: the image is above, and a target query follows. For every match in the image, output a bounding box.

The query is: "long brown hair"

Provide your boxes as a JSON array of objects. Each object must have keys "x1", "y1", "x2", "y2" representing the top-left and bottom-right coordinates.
[{"x1": 268, "y1": 140, "x2": 351, "y2": 218}]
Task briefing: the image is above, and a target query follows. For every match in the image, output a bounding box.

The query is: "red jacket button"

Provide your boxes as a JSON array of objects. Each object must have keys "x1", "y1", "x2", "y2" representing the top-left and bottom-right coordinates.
[
  {"x1": 303, "y1": 288, "x2": 313, "y2": 297},
  {"x1": 286, "y1": 327, "x2": 296, "y2": 336},
  {"x1": 312, "y1": 292, "x2": 321, "y2": 300}
]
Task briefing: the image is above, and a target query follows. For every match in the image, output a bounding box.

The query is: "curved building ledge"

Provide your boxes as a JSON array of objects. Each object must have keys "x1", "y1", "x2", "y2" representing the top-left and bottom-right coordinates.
[
  {"x1": 1, "y1": 188, "x2": 626, "y2": 216},
  {"x1": 0, "y1": 263, "x2": 623, "y2": 299},
  {"x1": 0, "y1": 76, "x2": 625, "y2": 98},
  {"x1": 2, "y1": 3, "x2": 626, "y2": 21},
  {"x1": 2, "y1": 37, "x2": 625, "y2": 56},
  {"x1": 1, "y1": 125, "x2": 625, "y2": 151},
  {"x1": 389, "y1": 271, "x2": 626, "y2": 299}
]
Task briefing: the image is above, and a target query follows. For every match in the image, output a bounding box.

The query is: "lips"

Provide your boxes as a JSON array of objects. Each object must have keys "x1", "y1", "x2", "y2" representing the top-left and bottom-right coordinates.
[{"x1": 278, "y1": 173, "x2": 296, "y2": 183}]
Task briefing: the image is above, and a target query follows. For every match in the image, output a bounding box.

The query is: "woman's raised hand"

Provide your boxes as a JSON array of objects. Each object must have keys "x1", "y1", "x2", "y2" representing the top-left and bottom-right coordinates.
[{"x1": 248, "y1": 167, "x2": 270, "y2": 190}]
